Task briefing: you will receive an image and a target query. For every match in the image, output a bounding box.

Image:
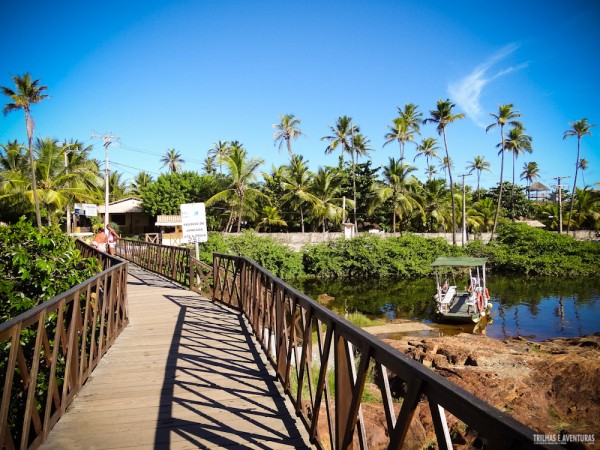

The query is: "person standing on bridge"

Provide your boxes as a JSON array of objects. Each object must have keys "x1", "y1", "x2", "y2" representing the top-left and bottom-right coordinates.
[
  {"x1": 106, "y1": 224, "x2": 120, "y2": 255},
  {"x1": 91, "y1": 226, "x2": 108, "y2": 253}
]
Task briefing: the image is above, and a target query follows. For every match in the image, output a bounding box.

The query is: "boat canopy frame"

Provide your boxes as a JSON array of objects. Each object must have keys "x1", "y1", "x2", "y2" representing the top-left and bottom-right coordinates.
[{"x1": 431, "y1": 257, "x2": 487, "y2": 268}]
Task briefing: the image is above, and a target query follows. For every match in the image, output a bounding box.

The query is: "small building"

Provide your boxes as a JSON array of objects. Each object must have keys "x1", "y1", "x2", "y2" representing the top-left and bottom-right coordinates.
[
  {"x1": 153, "y1": 215, "x2": 183, "y2": 246},
  {"x1": 527, "y1": 181, "x2": 550, "y2": 201},
  {"x1": 97, "y1": 197, "x2": 151, "y2": 236}
]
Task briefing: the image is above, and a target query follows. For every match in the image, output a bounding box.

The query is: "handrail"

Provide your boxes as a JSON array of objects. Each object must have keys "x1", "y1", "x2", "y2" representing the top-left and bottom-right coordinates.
[
  {"x1": 117, "y1": 239, "x2": 190, "y2": 286},
  {"x1": 0, "y1": 240, "x2": 128, "y2": 449},
  {"x1": 211, "y1": 253, "x2": 549, "y2": 450},
  {"x1": 117, "y1": 239, "x2": 214, "y2": 298}
]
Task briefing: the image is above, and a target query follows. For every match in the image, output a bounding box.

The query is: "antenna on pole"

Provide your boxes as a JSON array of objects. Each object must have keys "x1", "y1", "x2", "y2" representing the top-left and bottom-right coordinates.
[
  {"x1": 550, "y1": 176, "x2": 571, "y2": 234},
  {"x1": 91, "y1": 132, "x2": 120, "y2": 228}
]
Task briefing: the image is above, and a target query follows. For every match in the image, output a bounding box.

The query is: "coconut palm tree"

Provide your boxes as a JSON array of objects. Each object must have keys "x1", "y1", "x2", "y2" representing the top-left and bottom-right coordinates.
[
  {"x1": 384, "y1": 104, "x2": 423, "y2": 161},
  {"x1": 322, "y1": 116, "x2": 356, "y2": 164},
  {"x1": 520, "y1": 162, "x2": 540, "y2": 198},
  {"x1": 0, "y1": 140, "x2": 27, "y2": 172},
  {"x1": 468, "y1": 197, "x2": 496, "y2": 232},
  {"x1": 424, "y1": 99, "x2": 465, "y2": 245},
  {"x1": 425, "y1": 164, "x2": 438, "y2": 181},
  {"x1": 1, "y1": 73, "x2": 49, "y2": 228},
  {"x1": 280, "y1": 155, "x2": 320, "y2": 233},
  {"x1": 420, "y1": 178, "x2": 451, "y2": 232},
  {"x1": 309, "y1": 167, "x2": 346, "y2": 232},
  {"x1": 569, "y1": 187, "x2": 600, "y2": 230},
  {"x1": 503, "y1": 125, "x2": 532, "y2": 218},
  {"x1": 486, "y1": 104, "x2": 522, "y2": 239},
  {"x1": 34, "y1": 138, "x2": 101, "y2": 225},
  {"x1": 349, "y1": 132, "x2": 372, "y2": 228},
  {"x1": 438, "y1": 156, "x2": 454, "y2": 185},
  {"x1": 255, "y1": 205, "x2": 287, "y2": 232},
  {"x1": 208, "y1": 141, "x2": 230, "y2": 173},
  {"x1": 273, "y1": 114, "x2": 304, "y2": 159},
  {"x1": 414, "y1": 137, "x2": 440, "y2": 180},
  {"x1": 466, "y1": 155, "x2": 491, "y2": 197},
  {"x1": 375, "y1": 158, "x2": 422, "y2": 232},
  {"x1": 160, "y1": 148, "x2": 185, "y2": 173},
  {"x1": 564, "y1": 118, "x2": 596, "y2": 232},
  {"x1": 130, "y1": 171, "x2": 154, "y2": 196},
  {"x1": 205, "y1": 145, "x2": 265, "y2": 232}
]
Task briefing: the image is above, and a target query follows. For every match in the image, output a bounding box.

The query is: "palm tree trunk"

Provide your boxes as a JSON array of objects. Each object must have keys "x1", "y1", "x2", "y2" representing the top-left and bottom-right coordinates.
[
  {"x1": 510, "y1": 152, "x2": 516, "y2": 220},
  {"x1": 442, "y1": 130, "x2": 456, "y2": 245},
  {"x1": 491, "y1": 126, "x2": 505, "y2": 241},
  {"x1": 567, "y1": 139, "x2": 580, "y2": 233},
  {"x1": 300, "y1": 208, "x2": 305, "y2": 233},
  {"x1": 25, "y1": 112, "x2": 42, "y2": 228},
  {"x1": 237, "y1": 195, "x2": 244, "y2": 232}
]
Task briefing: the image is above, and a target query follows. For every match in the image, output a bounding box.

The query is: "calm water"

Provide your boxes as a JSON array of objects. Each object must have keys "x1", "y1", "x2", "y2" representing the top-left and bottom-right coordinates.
[{"x1": 298, "y1": 276, "x2": 600, "y2": 341}]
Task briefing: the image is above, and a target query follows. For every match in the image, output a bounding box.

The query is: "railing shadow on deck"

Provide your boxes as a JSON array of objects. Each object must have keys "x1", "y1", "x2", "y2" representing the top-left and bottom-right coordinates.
[
  {"x1": 117, "y1": 240, "x2": 555, "y2": 449},
  {"x1": 0, "y1": 240, "x2": 128, "y2": 450},
  {"x1": 141, "y1": 286, "x2": 308, "y2": 448}
]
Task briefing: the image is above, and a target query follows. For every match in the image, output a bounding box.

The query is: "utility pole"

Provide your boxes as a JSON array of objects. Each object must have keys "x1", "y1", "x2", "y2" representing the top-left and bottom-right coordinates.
[
  {"x1": 458, "y1": 173, "x2": 472, "y2": 247},
  {"x1": 91, "y1": 133, "x2": 120, "y2": 228},
  {"x1": 551, "y1": 176, "x2": 570, "y2": 234}
]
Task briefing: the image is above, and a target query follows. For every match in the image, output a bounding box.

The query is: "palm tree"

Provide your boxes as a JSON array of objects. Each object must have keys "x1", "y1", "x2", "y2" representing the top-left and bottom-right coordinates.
[
  {"x1": 350, "y1": 132, "x2": 372, "y2": 228},
  {"x1": 504, "y1": 125, "x2": 532, "y2": 217},
  {"x1": 130, "y1": 171, "x2": 154, "y2": 196},
  {"x1": 375, "y1": 158, "x2": 422, "y2": 232},
  {"x1": 280, "y1": 155, "x2": 319, "y2": 233},
  {"x1": 520, "y1": 162, "x2": 540, "y2": 198},
  {"x1": 425, "y1": 164, "x2": 438, "y2": 181},
  {"x1": 384, "y1": 104, "x2": 423, "y2": 161},
  {"x1": 420, "y1": 178, "x2": 451, "y2": 232},
  {"x1": 1, "y1": 73, "x2": 49, "y2": 228},
  {"x1": 579, "y1": 158, "x2": 589, "y2": 187},
  {"x1": 161, "y1": 148, "x2": 185, "y2": 173},
  {"x1": 205, "y1": 145, "x2": 265, "y2": 232},
  {"x1": 255, "y1": 206, "x2": 287, "y2": 232},
  {"x1": 564, "y1": 118, "x2": 596, "y2": 232},
  {"x1": 208, "y1": 141, "x2": 230, "y2": 173},
  {"x1": 309, "y1": 167, "x2": 346, "y2": 232},
  {"x1": 424, "y1": 100, "x2": 465, "y2": 245},
  {"x1": 414, "y1": 137, "x2": 440, "y2": 180},
  {"x1": 466, "y1": 155, "x2": 491, "y2": 197},
  {"x1": 273, "y1": 114, "x2": 304, "y2": 159},
  {"x1": 33, "y1": 138, "x2": 101, "y2": 225},
  {"x1": 322, "y1": 116, "x2": 356, "y2": 164},
  {"x1": 486, "y1": 104, "x2": 522, "y2": 239}
]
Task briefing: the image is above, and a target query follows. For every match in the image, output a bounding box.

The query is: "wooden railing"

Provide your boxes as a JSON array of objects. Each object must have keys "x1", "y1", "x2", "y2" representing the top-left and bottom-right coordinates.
[
  {"x1": 212, "y1": 253, "x2": 546, "y2": 450},
  {"x1": 117, "y1": 239, "x2": 190, "y2": 286},
  {"x1": 117, "y1": 239, "x2": 213, "y2": 298},
  {"x1": 0, "y1": 241, "x2": 128, "y2": 450}
]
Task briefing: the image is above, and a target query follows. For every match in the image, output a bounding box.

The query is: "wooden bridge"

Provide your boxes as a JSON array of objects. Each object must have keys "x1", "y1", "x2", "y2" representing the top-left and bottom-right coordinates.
[{"x1": 1, "y1": 240, "x2": 551, "y2": 449}]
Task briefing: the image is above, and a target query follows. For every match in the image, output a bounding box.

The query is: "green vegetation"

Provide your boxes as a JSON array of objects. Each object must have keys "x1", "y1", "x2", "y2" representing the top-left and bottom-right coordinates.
[
  {"x1": 0, "y1": 218, "x2": 101, "y2": 322},
  {"x1": 196, "y1": 222, "x2": 599, "y2": 282}
]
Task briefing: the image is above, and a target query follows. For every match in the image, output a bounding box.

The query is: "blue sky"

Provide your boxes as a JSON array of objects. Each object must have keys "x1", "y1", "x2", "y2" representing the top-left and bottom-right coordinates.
[{"x1": 1, "y1": 0, "x2": 599, "y2": 191}]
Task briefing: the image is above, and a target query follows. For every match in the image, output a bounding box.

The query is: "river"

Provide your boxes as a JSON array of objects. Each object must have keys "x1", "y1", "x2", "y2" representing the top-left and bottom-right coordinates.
[{"x1": 298, "y1": 276, "x2": 600, "y2": 341}]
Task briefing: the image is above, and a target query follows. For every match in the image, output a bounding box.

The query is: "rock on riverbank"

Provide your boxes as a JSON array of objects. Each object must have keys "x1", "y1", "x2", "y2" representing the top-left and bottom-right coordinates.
[{"x1": 381, "y1": 333, "x2": 600, "y2": 447}]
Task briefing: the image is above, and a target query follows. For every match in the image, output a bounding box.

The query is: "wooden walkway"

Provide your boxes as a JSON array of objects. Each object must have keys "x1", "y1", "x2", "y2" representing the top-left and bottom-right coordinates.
[{"x1": 40, "y1": 266, "x2": 312, "y2": 449}]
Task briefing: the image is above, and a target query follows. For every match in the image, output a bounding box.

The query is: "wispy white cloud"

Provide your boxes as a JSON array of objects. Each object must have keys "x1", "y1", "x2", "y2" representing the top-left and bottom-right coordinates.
[{"x1": 448, "y1": 44, "x2": 528, "y2": 128}]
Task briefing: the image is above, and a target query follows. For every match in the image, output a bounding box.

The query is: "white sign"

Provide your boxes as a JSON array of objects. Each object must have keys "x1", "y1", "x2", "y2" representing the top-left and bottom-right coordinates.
[
  {"x1": 180, "y1": 203, "x2": 208, "y2": 243},
  {"x1": 73, "y1": 203, "x2": 98, "y2": 217}
]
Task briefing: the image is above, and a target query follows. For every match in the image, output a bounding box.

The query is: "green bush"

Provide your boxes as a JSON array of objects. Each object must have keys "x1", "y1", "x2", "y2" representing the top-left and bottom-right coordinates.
[
  {"x1": 465, "y1": 223, "x2": 600, "y2": 276},
  {"x1": 0, "y1": 218, "x2": 101, "y2": 322},
  {"x1": 302, "y1": 234, "x2": 461, "y2": 278}
]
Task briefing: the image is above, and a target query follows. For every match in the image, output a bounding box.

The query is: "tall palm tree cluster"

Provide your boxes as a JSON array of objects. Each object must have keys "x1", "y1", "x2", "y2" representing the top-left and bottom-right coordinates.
[{"x1": 1, "y1": 73, "x2": 598, "y2": 235}]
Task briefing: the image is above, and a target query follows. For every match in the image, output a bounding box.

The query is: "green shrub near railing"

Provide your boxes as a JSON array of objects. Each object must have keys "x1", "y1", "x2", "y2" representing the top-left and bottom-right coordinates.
[{"x1": 0, "y1": 239, "x2": 128, "y2": 449}]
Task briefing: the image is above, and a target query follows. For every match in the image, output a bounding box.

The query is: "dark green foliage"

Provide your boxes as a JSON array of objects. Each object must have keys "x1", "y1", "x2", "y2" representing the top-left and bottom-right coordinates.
[
  {"x1": 195, "y1": 231, "x2": 303, "y2": 280},
  {"x1": 303, "y1": 234, "x2": 461, "y2": 278},
  {"x1": 141, "y1": 171, "x2": 226, "y2": 216},
  {"x1": 0, "y1": 218, "x2": 101, "y2": 322},
  {"x1": 465, "y1": 223, "x2": 600, "y2": 276}
]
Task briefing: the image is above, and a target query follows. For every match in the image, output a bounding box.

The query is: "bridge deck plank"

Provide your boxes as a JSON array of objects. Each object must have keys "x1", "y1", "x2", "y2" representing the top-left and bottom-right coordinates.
[{"x1": 40, "y1": 266, "x2": 311, "y2": 449}]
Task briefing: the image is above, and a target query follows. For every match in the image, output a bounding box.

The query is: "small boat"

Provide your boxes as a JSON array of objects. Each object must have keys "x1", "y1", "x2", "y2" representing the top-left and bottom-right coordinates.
[{"x1": 431, "y1": 257, "x2": 492, "y2": 324}]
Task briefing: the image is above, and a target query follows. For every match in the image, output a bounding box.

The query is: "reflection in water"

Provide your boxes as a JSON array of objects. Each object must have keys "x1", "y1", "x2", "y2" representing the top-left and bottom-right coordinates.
[{"x1": 298, "y1": 276, "x2": 600, "y2": 341}]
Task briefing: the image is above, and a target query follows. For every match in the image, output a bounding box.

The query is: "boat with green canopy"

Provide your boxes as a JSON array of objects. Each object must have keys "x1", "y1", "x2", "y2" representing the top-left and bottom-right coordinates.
[{"x1": 431, "y1": 256, "x2": 492, "y2": 324}]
